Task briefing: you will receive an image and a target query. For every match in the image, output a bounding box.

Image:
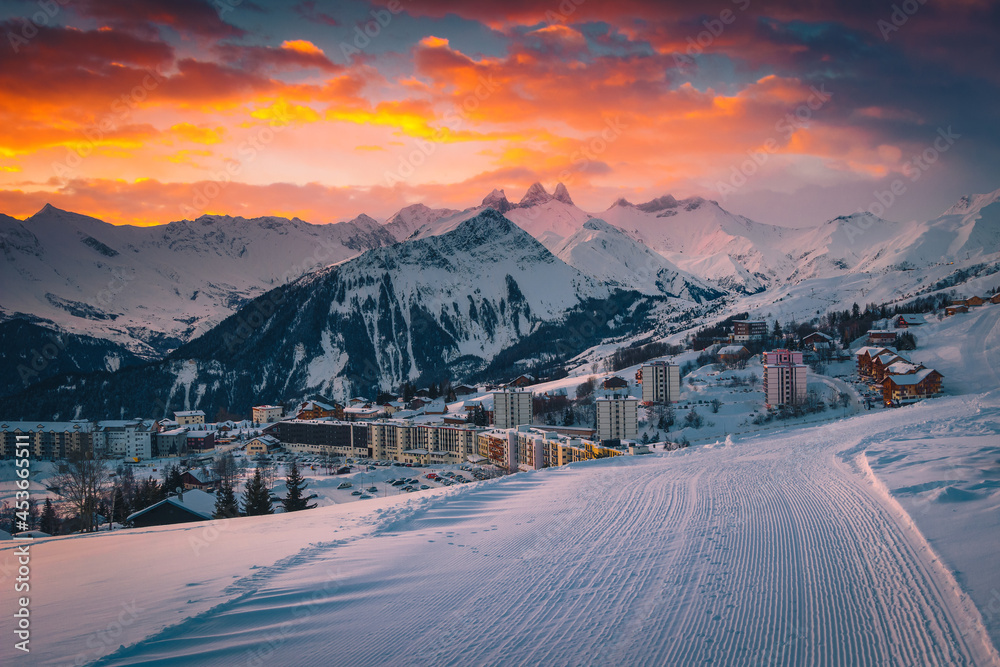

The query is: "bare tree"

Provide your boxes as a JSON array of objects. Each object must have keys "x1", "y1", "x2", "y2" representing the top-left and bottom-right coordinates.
[
  {"x1": 212, "y1": 452, "x2": 239, "y2": 487},
  {"x1": 54, "y1": 451, "x2": 110, "y2": 533}
]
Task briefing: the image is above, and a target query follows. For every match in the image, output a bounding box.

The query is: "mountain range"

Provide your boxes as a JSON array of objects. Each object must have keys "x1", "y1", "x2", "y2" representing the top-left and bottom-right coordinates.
[{"x1": 1, "y1": 182, "x2": 998, "y2": 417}]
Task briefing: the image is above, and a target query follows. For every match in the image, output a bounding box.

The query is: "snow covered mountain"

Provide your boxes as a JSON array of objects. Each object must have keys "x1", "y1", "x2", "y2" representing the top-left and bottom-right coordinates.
[
  {"x1": 0, "y1": 205, "x2": 396, "y2": 355},
  {"x1": 382, "y1": 203, "x2": 460, "y2": 242},
  {"x1": 597, "y1": 195, "x2": 797, "y2": 293},
  {"x1": 553, "y1": 218, "x2": 724, "y2": 303},
  {"x1": 3, "y1": 209, "x2": 668, "y2": 418},
  {"x1": 400, "y1": 182, "x2": 593, "y2": 251}
]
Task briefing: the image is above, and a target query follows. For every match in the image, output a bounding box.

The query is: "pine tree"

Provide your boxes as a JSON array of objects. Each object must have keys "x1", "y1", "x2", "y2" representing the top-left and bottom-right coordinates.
[
  {"x1": 281, "y1": 462, "x2": 316, "y2": 513},
  {"x1": 40, "y1": 498, "x2": 58, "y2": 535},
  {"x1": 214, "y1": 480, "x2": 240, "y2": 519},
  {"x1": 163, "y1": 464, "x2": 184, "y2": 495},
  {"x1": 242, "y1": 468, "x2": 273, "y2": 516}
]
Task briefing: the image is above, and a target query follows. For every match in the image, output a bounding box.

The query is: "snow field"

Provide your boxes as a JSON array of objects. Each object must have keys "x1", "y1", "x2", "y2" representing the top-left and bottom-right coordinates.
[{"x1": 5, "y1": 390, "x2": 999, "y2": 665}]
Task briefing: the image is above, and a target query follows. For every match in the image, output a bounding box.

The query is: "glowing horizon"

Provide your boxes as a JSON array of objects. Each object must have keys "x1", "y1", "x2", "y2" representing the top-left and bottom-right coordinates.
[{"x1": 1, "y1": 0, "x2": 997, "y2": 227}]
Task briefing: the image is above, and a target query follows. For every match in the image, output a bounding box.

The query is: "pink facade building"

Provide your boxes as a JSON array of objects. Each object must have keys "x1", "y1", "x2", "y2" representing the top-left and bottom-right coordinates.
[{"x1": 762, "y1": 349, "x2": 808, "y2": 407}]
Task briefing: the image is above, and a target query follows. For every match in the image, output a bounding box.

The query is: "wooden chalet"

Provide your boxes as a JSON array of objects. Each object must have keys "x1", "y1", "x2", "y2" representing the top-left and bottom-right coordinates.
[
  {"x1": 894, "y1": 314, "x2": 925, "y2": 328},
  {"x1": 855, "y1": 346, "x2": 895, "y2": 377},
  {"x1": 126, "y1": 489, "x2": 215, "y2": 528},
  {"x1": 602, "y1": 376, "x2": 629, "y2": 390},
  {"x1": 882, "y1": 369, "x2": 943, "y2": 405},
  {"x1": 945, "y1": 305, "x2": 969, "y2": 317}
]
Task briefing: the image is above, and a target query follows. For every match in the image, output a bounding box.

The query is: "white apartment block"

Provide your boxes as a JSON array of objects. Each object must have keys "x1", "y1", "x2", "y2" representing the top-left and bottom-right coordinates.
[
  {"x1": 493, "y1": 389, "x2": 533, "y2": 429},
  {"x1": 640, "y1": 361, "x2": 680, "y2": 403},
  {"x1": 596, "y1": 396, "x2": 638, "y2": 442},
  {"x1": 762, "y1": 349, "x2": 808, "y2": 407},
  {"x1": 251, "y1": 405, "x2": 283, "y2": 424},
  {"x1": 96, "y1": 420, "x2": 155, "y2": 459}
]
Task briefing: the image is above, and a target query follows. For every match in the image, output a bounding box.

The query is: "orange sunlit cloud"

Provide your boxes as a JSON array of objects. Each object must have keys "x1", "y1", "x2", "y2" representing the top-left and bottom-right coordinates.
[{"x1": 0, "y1": 1, "x2": 995, "y2": 227}]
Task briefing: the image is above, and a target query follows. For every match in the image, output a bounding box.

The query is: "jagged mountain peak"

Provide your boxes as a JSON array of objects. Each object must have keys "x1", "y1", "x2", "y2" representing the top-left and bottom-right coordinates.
[
  {"x1": 27, "y1": 204, "x2": 108, "y2": 227},
  {"x1": 942, "y1": 188, "x2": 1000, "y2": 216},
  {"x1": 610, "y1": 197, "x2": 634, "y2": 208},
  {"x1": 636, "y1": 195, "x2": 679, "y2": 213},
  {"x1": 482, "y1": 188, "x2": 513, "y2": 213},
  {"x1": 553, "y1": 182, "x2": 574, "y2": 206},
  {"x1": 519, "y1": 182, "x2": 552, "y2": 207}
]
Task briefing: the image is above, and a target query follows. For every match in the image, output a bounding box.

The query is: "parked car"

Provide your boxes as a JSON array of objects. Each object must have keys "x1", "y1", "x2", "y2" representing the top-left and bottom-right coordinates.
[{"x1": 337, "y1": 482, "x2": 352, "y2": 489}]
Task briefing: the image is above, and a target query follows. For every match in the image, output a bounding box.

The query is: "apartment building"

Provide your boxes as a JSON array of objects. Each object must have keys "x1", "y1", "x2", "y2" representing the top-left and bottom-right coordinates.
[
  {"x1": 493, "y1": 389, "x2": 533, "y2": 429},
  {"x1": 595, "y1": 396, "x2": 638, "y2": 442},
  {"x1": 639, "y1": 361, "x2": 680, "y2": 403},
  {"x1": 251, "y1": 405, "x2": 283, "y2": 424},
  {"x1": 174, "y1": 410, "x2": 206, "y2": 426},
  {"x1": 762, "y1": 349, "x2": 808, "y2": 407},
  {"x1": 0, "y1": 421, "x2": 97, "y2": 459}
]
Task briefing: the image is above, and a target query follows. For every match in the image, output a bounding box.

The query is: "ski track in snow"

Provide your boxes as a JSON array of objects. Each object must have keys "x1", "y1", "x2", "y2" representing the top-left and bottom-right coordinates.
[{"x1": 78, "y1": 401, "x2": 999, "y2": 667}]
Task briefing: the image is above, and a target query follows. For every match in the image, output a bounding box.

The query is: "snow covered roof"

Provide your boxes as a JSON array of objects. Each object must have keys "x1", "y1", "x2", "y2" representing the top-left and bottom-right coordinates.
[
  {"x1": 884, "y1": 368, "x2": 940, "y2": 385},
  {"x1": 248, "y1": 435, "x2": 280, "y2": 446},
  {"x1": 868, "y1": 330, "x2": 896, "y2": 335},
  {"x1": 886, "y1": 361, "x2": 923, "y2": 375},
  {"x1": 158, "y1": 428, "x2": 187, "y2": 436},
  {"x1": 802, "y1": 331, "x2": 833, "y2": 341},
  {"x1": 126, "y1": 489, "x2": 216, "y2": 523},
  {"x1": 0, "y1": 420, "x2": 96, "y2": 433},
  {"x1": 856, "y1": 346, "x2": 895, "y2": 357},
  {"x1": 183, "y1": 468, "x2": 220, "y2": 484},
  {"x1": 174, "y1": 410, "x2": 205, "y2": 417},
  {"x1": 876, "y1": 352, "x2": 905, "y2": 364},
  {"x1": 718, "y1": 345, "x2": 749, "y2": 355},
  {"x1": 897, "y1": 314, "x2": 925, "y2": 324}
]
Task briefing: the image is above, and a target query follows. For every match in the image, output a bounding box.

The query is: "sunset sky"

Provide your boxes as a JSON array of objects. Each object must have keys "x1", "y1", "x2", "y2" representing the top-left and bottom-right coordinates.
[{"x1": 1, "y1": 0, "x2": 998, "y2": 227}]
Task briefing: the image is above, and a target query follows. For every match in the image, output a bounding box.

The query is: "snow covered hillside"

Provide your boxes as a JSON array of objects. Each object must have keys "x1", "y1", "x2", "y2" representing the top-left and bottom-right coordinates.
[
  {"x1": 4, "y1": 389, "x2": 999, "y2": 666},
  {"x1": 0, "y1": 205, "x2": 396, "y2": 356}
]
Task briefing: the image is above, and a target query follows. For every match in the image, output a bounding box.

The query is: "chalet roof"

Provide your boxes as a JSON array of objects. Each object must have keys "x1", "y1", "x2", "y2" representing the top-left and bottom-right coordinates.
[
  {"x1": 718, "y1": 345, "x2": 749, "y2": 355},
  {"x1": 297, "y1": 400, "x2": 337, "y2": 412},
  {"x1": 856, "y1": 346, "x2": 895, "y2": 358},
  {"x1": 248, "y1": 434, "x2": 280, "y2": 446},
  {"x1": 897, "y1": 314, "x2": 926, "y2": 324},
  {"x1": 802, "y1": 331, "x2": 833, "y2": 341},
  {"x1": 875, "y1": 352, "x2": 905, "y2": 365},
  {"x1": 174, "y1": 410, "x2": 205, "y2": 417},
  {"x1": 183, "y1": 468, "x2": 221, "y2": 484},
  {"x1": 126, "y1": 489, "x2": 215, "y2": 523},
  {"x1": 868, "y1": 329, "x2": 896, "y2": 335},
  {"x1": 884, "y1": 368, "x2": 940, "y2": 385},
  {"x1": 886, "y1": 361, "x2": 923, "y2": 375}
]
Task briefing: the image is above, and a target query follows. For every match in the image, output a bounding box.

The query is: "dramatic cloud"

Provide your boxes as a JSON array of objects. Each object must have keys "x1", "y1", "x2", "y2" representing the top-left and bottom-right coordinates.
[{"x1": 0, "y1": 0, "x2": 996, "y2": 226}]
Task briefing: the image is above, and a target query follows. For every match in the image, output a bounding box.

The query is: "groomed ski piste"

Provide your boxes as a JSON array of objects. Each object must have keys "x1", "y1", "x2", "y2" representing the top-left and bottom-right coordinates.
[{"x1": 3, "y1": 311, "x2": 999, "y2": 666}]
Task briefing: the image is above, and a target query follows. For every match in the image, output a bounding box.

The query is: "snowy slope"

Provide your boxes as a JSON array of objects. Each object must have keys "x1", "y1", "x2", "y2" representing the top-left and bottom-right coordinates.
[
  {"x1": 382, "y1": 203, "x2": 460, "y2": 242},
  {"x1": 403, "y1": 183, "x2": 593, "y2": 252},
  {"x1": 553, "y1": 218, "x2": 724, "y2": 302},
  {"x1": 597, "y1": 196, "x2": 796, "y2": 292},
  {"x1": 5, "y1": 391, "x2": 1000, "y2": 665},
  {"x1": 0, "y1": 205, "x2": 396, "y2": 355}
]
